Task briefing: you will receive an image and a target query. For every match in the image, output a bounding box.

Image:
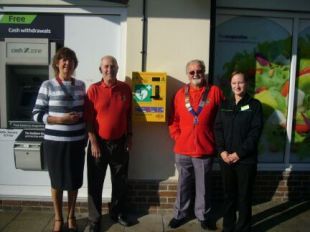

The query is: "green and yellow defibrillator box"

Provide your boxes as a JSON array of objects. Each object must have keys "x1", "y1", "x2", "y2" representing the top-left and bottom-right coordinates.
[{"x1": 132, "y1": 72, "x2": 167, "y2": 122}]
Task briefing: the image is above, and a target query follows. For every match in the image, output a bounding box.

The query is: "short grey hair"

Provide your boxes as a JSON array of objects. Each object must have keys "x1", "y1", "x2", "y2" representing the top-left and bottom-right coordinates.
[
  {"x1": 100, "y1": 55, "x2": 118, "y2": 68},
  {"x1": 186, "y1": 59, "x2": 206, "y2": 74}
]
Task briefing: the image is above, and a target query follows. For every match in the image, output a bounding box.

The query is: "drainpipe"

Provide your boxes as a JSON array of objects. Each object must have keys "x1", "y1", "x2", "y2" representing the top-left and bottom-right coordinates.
[
  {"x1": 141, "y1": 0, "x2": 147, "y2": 71},
  {"x1": 208, "y1": 0, "x2": 216, "y2": 84}
]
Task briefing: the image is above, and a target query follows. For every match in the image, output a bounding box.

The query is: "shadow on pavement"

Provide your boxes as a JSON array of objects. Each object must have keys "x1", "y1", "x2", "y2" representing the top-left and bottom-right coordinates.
[{"x1": 251, "y1": 201, "x2": 310, "y2": 232}]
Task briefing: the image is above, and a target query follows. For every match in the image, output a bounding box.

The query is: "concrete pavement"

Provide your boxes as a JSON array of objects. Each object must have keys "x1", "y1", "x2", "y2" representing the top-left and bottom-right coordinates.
[{"x1": 1, "y1": 201, "x2": 309, "y2": 232}]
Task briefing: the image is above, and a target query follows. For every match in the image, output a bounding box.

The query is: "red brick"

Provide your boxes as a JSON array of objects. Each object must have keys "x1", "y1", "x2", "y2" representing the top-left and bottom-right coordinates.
[
  {"x1": 159, "y1": 185, "x2": 168, "y2": 191},
  {"x1": 160, "y1": 203, "x2": 174, "y2": 209},
  {"x1": 158, "y1": 191, "x2": 177, "y2": 197},
  {"x1": 278, "y1": 180, "x2": 287, "y2": 186},
  {"x1": 168, "y1": 198, "x2": 176, "y2": 203},
  {"x1": 2, "y1": 200, "x2": 21, "y2": 206},
  {"x1": 168, "y1": 185, "x2": 177, "y2": 191},
  {"x1": 138, "y1": 191, "x2": 157, "y2": 196},
  {"x1": 277, "y1": 186, "x2": 288, "y2": 191}
]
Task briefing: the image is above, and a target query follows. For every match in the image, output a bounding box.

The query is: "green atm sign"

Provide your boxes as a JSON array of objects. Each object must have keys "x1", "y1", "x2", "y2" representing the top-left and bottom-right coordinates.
[
  {"x1": 0, "y1": 13, "x2": 64, "y2": 40},
  {"x1": 0, "y1": 14, "x2": 37, "y2": 24}
]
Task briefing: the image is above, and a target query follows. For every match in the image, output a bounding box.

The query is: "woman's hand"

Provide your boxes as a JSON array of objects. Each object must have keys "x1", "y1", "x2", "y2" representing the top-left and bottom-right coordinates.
[
  {"x1": 47, "y1": 112, "x2": 80, "y2": 125},
  {"x1": 220, "y1": 151, "x2": 231, "y2": 164},
  {"x1": 61, "y1": 112, "x2": 80, "y2": 124},
  {"x1": 228, "y1": 152, "x2": 240, "y2": 163}
]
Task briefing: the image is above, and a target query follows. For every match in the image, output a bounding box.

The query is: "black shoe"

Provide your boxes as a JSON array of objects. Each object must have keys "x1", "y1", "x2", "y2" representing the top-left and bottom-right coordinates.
[
  {"x1": 200, "y1": 220, "x2": 217, "y2": 230},
  {"x1": 84, "y1": 221, "x2": 100, "y2": 232},
  {"x1": 168, "y1": 217, "x2": 187, "y2": 229},
  {"x1": 110, "y1": 214, "x2": 130, "y2": 227}
]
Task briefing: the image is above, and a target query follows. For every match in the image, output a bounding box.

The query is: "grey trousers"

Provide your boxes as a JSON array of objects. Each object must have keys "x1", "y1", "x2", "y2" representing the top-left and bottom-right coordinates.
[{"x1": 174, "y1": 154, "x2": 214, "y2": 221}]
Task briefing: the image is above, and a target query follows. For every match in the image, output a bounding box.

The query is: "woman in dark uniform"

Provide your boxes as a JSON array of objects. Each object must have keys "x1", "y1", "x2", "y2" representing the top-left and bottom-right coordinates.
[
  {"x1": 33, "y1": 47, "x2": 86, "y2": 232},
  {"x1": 214, "y1": 71, "x2": 264, "y2": 232}
]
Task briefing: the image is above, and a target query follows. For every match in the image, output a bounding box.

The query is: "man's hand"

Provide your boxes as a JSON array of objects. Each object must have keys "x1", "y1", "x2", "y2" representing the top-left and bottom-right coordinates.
[
  {"x1": 88, "y1": 132, "x2": 101, "y2": 159},
  {"x1": 91, "y1": 140, "x2": 101, "y2": 159},
  {"x1": 125, "y1": 136, "x2": 132, "y2": 152}
]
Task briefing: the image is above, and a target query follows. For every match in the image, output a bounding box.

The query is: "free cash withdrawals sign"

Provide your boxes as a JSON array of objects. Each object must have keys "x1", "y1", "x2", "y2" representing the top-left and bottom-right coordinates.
[{"x1": 0, "y1": 13, "x2": 64, "y2": 40}]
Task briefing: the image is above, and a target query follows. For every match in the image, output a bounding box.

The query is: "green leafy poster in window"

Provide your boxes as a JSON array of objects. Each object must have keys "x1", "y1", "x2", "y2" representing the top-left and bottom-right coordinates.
[
  {"x1": 290, "y1": 20, "x2": 310, "y2": 162},
  {"x1": 214, "y1": 16, "x2": 293, "y2": 162}
]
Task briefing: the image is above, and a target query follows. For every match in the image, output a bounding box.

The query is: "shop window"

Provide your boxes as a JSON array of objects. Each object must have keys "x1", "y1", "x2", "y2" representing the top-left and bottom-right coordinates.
[
  {"x1": 290, "y1": 20, "x2": 310, "y2": 163},
  {"x1": 213, "y1": 15, "x2": 294, "y2": 163}
]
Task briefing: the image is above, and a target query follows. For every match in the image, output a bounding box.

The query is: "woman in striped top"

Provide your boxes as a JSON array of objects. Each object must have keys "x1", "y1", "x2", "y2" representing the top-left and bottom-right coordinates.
[{"x1": 33, "y1": 47, "x2": 86, "y2": 232}]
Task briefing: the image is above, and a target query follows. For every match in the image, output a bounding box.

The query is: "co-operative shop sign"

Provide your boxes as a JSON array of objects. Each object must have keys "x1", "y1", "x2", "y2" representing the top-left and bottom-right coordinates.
[{"x1": 0, "y1": 13, "x2": 64, "y2": 40}]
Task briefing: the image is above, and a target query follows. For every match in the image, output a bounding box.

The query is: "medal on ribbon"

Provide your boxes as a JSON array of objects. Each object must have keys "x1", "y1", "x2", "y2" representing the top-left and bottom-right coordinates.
[{"x1": 184, "y1": 84, "x2": 209, "y2": 125}]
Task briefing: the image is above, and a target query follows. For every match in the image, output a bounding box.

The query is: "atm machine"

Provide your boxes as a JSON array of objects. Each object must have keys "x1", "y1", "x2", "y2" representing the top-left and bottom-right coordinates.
[{"x1": 0, "y1": 38, "x2": 56, "y2": 170}]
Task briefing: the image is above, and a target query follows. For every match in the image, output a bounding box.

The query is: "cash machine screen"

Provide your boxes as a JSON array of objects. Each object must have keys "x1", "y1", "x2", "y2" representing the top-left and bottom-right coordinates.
[{"x1": 6, "y1": 65, "x2": 48, "y2": 123}]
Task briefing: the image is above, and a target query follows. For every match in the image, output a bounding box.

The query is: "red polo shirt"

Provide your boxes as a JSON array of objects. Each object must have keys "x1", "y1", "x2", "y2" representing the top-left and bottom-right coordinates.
[
  {"x1": 85, "y1": 80, "x2": 132, "y2": 140},
  {"x1": 168, "y1": 84, "x2": 224, "y2": 157}
]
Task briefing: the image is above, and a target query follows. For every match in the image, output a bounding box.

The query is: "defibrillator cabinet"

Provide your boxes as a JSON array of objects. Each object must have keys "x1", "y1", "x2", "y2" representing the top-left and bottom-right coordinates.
[{"x1": 132, "y1": 72, "x2": 167, "y2": 122}]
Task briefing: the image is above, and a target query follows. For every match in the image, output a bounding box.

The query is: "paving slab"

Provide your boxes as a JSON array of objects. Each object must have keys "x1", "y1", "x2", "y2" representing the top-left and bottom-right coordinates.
[
  {"x1": 125, "y1": 214, "x2": 162, "y2": 232},
  {"x1": 0, "y1": 209, "x2": 21, "y2": 231},
  {"x1": 82, "y1": 214, "x2": 125, "y2": 232},
  {"x1": 1, "y1": 210, "x2": 51, "y2": 232},
  {"x1": 0, "y1": 201, "x2": 309, "y2": 232},
  {"x1": 100, "y1": 214, "x2": 125, "y2": 232},
  {"x1": 162, "y1": 214, "x2": 204, "y2": 232},
  {"x1": 42, "y1": 212, "x2": 89, "y2": 232}
]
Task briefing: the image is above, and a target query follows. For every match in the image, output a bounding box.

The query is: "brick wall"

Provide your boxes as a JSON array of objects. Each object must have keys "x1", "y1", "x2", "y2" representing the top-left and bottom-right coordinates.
[{"x1": 1, "y1": 171, "x2": 309, "y2": 213}]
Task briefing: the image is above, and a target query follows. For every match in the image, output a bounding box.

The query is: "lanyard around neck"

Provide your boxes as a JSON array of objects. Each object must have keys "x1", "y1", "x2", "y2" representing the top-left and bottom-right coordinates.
[
  {"x1": 56, "y1": 76, "x2": 75, "y2": 85},
  {"x1": 56, "y1": 77, "x2": 75, "y2": 100},
  {"x1": 184, "y1": 84, "x2": 209, "y2": 124}
]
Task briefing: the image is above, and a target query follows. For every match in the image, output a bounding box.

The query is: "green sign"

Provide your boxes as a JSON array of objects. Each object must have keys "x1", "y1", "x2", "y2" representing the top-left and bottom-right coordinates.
[
  {"x1": 134, "y1": 84, "x2": 152, "y2": 102},
  {"x1": 0, "y1": 14, "x2": 36, "y2": 24},
  {"x1": 0, "y1": 13, "x2": 64, "y2": 40}
]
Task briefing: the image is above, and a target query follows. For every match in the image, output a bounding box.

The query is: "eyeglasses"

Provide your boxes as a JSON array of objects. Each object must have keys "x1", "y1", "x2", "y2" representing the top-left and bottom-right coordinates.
[{"x1": 189, "y1": 70, "x2": 204, "y2": 75}]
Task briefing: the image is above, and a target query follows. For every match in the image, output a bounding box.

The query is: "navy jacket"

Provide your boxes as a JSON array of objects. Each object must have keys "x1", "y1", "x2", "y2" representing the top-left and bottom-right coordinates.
[{"x1": 214, "y1": 93, "x2": 264, "y2": 164}]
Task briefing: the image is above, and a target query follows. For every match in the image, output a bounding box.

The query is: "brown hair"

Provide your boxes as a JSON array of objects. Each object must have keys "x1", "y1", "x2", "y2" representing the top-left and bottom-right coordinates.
[
  {"x1": 52, "y1": 47, "x2": 78, "y2": 76},
  {"x1": 229, "y1": 71, "x2": 248, "y2": 82}
]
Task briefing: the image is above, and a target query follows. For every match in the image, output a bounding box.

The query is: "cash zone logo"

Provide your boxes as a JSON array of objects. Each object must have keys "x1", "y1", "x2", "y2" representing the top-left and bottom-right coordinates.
[{"x1": 10, "y1": 47, "x2": 43, "y2": 54}]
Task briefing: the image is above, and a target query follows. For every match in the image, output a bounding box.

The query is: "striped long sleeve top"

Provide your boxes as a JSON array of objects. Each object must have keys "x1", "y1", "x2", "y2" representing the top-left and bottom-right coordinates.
[{"x1": 32, "y1": 78, "x2": 86, "y2": 142}]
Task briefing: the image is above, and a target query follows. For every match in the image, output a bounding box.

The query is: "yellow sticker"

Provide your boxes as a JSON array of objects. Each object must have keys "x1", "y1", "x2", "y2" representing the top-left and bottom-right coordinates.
[{"x1": 241, "y1": 105, "x2": 250, "y2": 111}]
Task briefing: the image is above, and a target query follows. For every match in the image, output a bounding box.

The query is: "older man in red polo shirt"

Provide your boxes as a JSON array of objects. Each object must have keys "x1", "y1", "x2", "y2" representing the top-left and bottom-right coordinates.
[
  {"x1": 168, "y1": 59, "x2": 224, "y2": 230},
  {"x1": 85, "y1": 56, "x2": 132, "y2": 232}
]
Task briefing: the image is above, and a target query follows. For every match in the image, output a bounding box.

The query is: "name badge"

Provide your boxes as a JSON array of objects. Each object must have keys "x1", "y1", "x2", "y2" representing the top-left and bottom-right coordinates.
[{"x1": 241, "y1": 105, "x2": 250, "y2": 111}]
